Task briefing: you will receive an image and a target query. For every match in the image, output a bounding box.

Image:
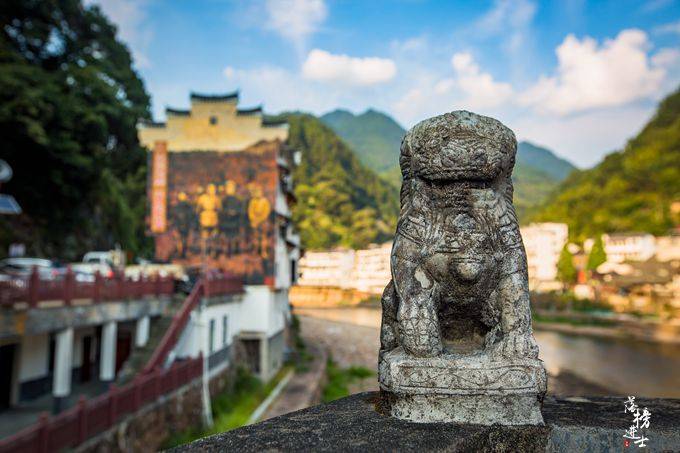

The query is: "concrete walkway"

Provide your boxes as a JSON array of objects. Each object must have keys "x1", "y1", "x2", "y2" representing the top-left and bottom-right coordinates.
[{"x1": 260, "y1": 343, "x2": 327, "y2": 421}]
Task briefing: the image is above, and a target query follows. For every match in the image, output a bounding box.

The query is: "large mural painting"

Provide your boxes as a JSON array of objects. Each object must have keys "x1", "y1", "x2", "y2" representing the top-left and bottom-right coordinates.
[{"x1": 150, "y1": 141, "x2": 280, "y2": 284}]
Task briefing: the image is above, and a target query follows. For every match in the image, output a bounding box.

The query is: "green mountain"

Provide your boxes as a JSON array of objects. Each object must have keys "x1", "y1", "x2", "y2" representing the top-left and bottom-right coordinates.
[
  {"x1": 277, "y1": 113, "x2": 399, "y2": 250},
  {"x1": 513, "y1": 164, "x2": 562, "y2": 222},
  {"x1": 320, "y1": 109, "x2": 577, "y2": 222},
  {"x1": 517, "y1": 141, "x2": 576, "y2": 181},
  {"x1": 320, "y1": 109, "x2": 404, "y2": 185},
  {"x1": 530, "y1": 88, "x2": 680, "y2": 241},
  {"x1": 513, "y1": 142, "x2": 577, "y2": 221}
]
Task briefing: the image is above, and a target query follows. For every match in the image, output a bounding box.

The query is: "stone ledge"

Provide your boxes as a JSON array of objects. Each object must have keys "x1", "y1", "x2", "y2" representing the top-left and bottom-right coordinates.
[{"x1": 174, "y1": 392, "x2": 680, "y2": 452}]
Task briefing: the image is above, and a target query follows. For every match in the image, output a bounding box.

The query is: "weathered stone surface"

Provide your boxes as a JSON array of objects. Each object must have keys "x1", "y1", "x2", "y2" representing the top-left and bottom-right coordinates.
[
  {"x1": 379, "y1": 111, "x2": 546, "y2": 424},
  {"x1": 175, "y1": 392, "x2": 680, "y2": 452},
  {"x1": 381, "y1": 349, "x2": 546, "y2": 424}
]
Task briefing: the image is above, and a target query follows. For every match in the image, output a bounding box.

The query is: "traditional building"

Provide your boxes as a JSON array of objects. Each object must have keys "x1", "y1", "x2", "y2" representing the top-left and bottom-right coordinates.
[
  {"x1": 520, "y1": 223, "x2": 569, "y2": 292},
  {"x1": 601, "y1": 233, "x2": 656, "y2": 263},
  {"x1": 138, "y1": 92, "x2": 299, "y2": 380}
]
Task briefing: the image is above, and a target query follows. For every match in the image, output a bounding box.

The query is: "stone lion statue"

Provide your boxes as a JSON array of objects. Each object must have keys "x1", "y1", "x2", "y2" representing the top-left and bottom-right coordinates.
[{"x1": 379, "y1": 110, "x2": 539, "y2": 363}]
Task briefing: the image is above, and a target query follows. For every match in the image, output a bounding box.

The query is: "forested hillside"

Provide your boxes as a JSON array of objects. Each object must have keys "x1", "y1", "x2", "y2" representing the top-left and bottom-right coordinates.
[
  {"x1": 517, "y1": 141, "x2": 576, "y2": 181},
  {"x1": 320, "y1": 109, "x2": 404, "y2": 186},
  {"x1": 530, "y1": 88, "x2": 680, "y2": 241},
  {"x1": 0, "y1": 1, "x2": 151, "y2": 259},
  {"x1": 283, "y1": 113, "x2": 399, "y2": 249}
]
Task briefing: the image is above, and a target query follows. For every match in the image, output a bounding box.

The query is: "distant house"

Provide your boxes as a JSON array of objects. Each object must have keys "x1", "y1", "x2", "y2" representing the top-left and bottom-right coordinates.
[
  {"x1": 601, "y1": 233, "x2": 656, "y2": 263},
  {"x1": 296, "y1": 249, "x2": 356, "y2": 289},
  {"x1": 596, "y1": 259, "x2": 680, "y2": 315},
  {"x1": 520, "y1": 223, "x2": 569, "y2": 292},
  {"x1": 655, "y1": 234, "x2": 680, "y2": 262},
  {"x1": 351, "y1": 243, "x2": 392, "y2": 295}
]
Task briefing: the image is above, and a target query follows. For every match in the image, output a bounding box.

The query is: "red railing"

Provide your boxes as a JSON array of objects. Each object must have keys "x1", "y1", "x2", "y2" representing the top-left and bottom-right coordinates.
[
  {"x1": 0, "y1": 358, "x2": 202, "y2": 453},
  {"x1": 0, "y1": 268, "x2": 175, "y2": 308},
  {"x1": 0, "y1": 272, "x2": 244, "y2": 453},
  {"x1": 143, "y1": 273, "x2": 244, "y2": 374}
]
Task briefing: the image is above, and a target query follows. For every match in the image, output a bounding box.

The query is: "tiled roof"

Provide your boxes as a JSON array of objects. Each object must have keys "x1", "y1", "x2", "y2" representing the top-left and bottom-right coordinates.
[
  {"x1": 166, "y1": 108, "x2": 190, "y2": 116},
  {"x1": 190, "y1": 91, "x2": 239, "y2": 102},
  {"x1": 237, "y1": 106, "x2": 263, "y2": 115}
]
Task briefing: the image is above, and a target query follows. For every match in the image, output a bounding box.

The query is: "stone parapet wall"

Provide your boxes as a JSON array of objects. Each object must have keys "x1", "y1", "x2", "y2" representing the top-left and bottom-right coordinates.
[{"x1": 177, "y1": 392, "x2": 680, "y2": 452}]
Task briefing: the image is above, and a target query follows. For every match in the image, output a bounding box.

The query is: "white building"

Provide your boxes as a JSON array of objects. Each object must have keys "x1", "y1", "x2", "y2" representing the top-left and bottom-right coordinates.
[
  {"x1": 351, "y1": 243, "x2": 392, "y2": 294},
  {"x1": 174, "y1": 285, "x2": 289, "y2": 382},
  {"x1": 655, "y1": 235, "x2": 680, "y2": 262},
  {"x1": 297, "y1": 249, "x2": 356, "y2": 289},
  {"x1": 296, "y1": 243, "x2": 393, "y2": 295},
  {"x1": 602, "y1": 233, "x2": 656, "y2": 263},
  {"x1": 520, "y1": 223, "x2": 569, "y2": 291}
]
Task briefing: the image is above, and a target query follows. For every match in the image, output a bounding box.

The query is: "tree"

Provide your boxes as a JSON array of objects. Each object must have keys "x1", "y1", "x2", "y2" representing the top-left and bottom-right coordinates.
[
  {"x1": 556, "y1": 244, "x2": 577, "y2": 287},
  {"x1": 529, "y1": 87, "x2": 680, "y2": 241},
  {"x1": 282, "y1": 113, "x2": 399, "y2": 250},
  {"x1": 0, "y1": 0, "x2": 151, "y2": 259},
  {"x1": 587, "y1": 236, "x2": 607, "y2": 272}
]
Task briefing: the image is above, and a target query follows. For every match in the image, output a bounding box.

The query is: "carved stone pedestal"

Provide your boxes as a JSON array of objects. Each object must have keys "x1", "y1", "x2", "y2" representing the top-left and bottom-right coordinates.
[{"x1": 379, "y1": 348, "x2": 547, "y2": 425}]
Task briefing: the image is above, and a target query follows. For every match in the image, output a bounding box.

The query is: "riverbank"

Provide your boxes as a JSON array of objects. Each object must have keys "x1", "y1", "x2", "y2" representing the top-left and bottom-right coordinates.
[
  {"x1": 296, "y1": 305, "x2": 680, "y2": 345},
  {"x1": 296, "y1": 314, "x2": 618, "y2": 397},
  {"x1": 533, "y1": 312, "x2": 680, "y2": 344}
]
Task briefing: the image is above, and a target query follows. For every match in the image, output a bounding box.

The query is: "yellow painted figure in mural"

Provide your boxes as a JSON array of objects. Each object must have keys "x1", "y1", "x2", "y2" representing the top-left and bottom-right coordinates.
[
  {"x1": 197, "y1": 184, "x2": 221, "y2": 235},
  {"x1": 248, "y1": 184, "x2": 271, "y2": 258}
]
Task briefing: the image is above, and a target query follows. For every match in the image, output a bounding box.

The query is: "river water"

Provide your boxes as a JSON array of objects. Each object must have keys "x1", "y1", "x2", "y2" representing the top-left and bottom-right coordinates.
[{"x1": 295, "y1": 307, "x2": 680, "y2": 398}]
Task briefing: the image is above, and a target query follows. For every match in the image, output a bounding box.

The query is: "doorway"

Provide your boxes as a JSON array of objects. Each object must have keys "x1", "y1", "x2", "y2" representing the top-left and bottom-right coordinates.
[
  {"x1": 241, "y1": 339, "x2": 261, "y2": 374},
  {"x1": 0, "y1": 344, "x2": 16, "y2": 410},
  {"x1": 80, "y1": 336, "x2": 93, "y2": 383}
]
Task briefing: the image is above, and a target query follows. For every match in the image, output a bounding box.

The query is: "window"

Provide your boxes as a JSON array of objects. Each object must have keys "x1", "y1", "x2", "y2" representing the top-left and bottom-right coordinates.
[
  {"x1": 209, "y1": 116, "x2": 218, "y2": 125},
  {"x1": 222, "y1": 315, "x2": 228, "y2": 346},
  {"x1": 208, "y1": 319, "x2": 215, "y2": 354}
]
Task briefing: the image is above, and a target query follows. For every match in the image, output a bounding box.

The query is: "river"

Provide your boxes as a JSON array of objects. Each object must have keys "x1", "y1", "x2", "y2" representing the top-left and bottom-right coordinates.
[{"x1": 295, "y1": 307, "x2": 680, "y2": 398}]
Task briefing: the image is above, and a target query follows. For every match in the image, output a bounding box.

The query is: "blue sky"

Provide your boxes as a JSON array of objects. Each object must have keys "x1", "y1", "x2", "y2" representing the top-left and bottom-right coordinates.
[{"x1": 94, "y1": 0, "x2": 680, "y2": 167}]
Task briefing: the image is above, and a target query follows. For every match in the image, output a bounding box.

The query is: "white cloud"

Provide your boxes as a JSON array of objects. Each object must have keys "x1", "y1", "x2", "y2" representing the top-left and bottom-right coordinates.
[
  {"x1": 85, "y1": 0, "x2": 152, "y2": 68},
  {"x1": 476, "y1": 0, "x2": 536, "y2": 54},
  {"x1": 477, "y1": 0, "x2": 536, "y2": 33},
  {"x1": 265, "y1": 0, "x2": 327, "y2": 51},
  {"x1": 655, "y1": 19, "x2": 680, "y2": 36},
  {"x1": 223, "y1": 64, "x2": 344, "y2": 114},
  {"x1": 450, "y1": 52, "x2": 514, "y2": 109},
  {"x1": 302, "y1": 49, "x2": 397, "y2": 86},
  {"x1": 652, "y1": 48, "x2": 680, "y2": 68},
  {"x1": 520, "y1": 29, "x2": 667, "y2": 115},
  {"x1": 510, "y1": 104, "x2": 655, "y2": 167},
  {"x1": 391, "y1": 52, "x2": 512, "y2": 122}
]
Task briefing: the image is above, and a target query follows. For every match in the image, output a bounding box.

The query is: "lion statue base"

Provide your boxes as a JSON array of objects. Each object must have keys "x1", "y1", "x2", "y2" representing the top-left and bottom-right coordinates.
[{"x1": 379, "y1": 348, "x2": 546, "y2": 424}]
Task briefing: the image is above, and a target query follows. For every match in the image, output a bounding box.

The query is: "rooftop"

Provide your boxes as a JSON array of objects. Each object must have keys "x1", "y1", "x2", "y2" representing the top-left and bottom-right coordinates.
[{"x1": 189, "y1": 91, "x2": 239, "y2": 102}]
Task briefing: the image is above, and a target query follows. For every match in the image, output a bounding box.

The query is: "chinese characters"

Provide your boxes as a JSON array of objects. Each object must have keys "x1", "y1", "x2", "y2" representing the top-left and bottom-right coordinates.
[{"x1": 623, "y1": 396, "x2": 651, "y2": 448}]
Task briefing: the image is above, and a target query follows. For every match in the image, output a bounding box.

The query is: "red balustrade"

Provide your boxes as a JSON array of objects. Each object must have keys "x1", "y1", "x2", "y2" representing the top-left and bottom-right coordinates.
[
  {"x1": 0, "y1": 267, "x2": 175, "y2": 308},
  {"x1": 0, "y1": 358, "x2": 203, "y2": 453},
  {"x1": 0, "y1": 272, "x2": 243, "y2": 453}
]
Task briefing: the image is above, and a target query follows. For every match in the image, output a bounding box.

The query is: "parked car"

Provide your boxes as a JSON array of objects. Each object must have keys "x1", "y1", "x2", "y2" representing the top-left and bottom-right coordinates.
[
  {"x1": 0, "y1": 257, "x2": 64, "y2": 280},
  {"x1": 83, "y1": 250, "x2": 126, "y2": 269},
  {"x1": 70, "y1": 262, "x2": 114, "y2": 282}
]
